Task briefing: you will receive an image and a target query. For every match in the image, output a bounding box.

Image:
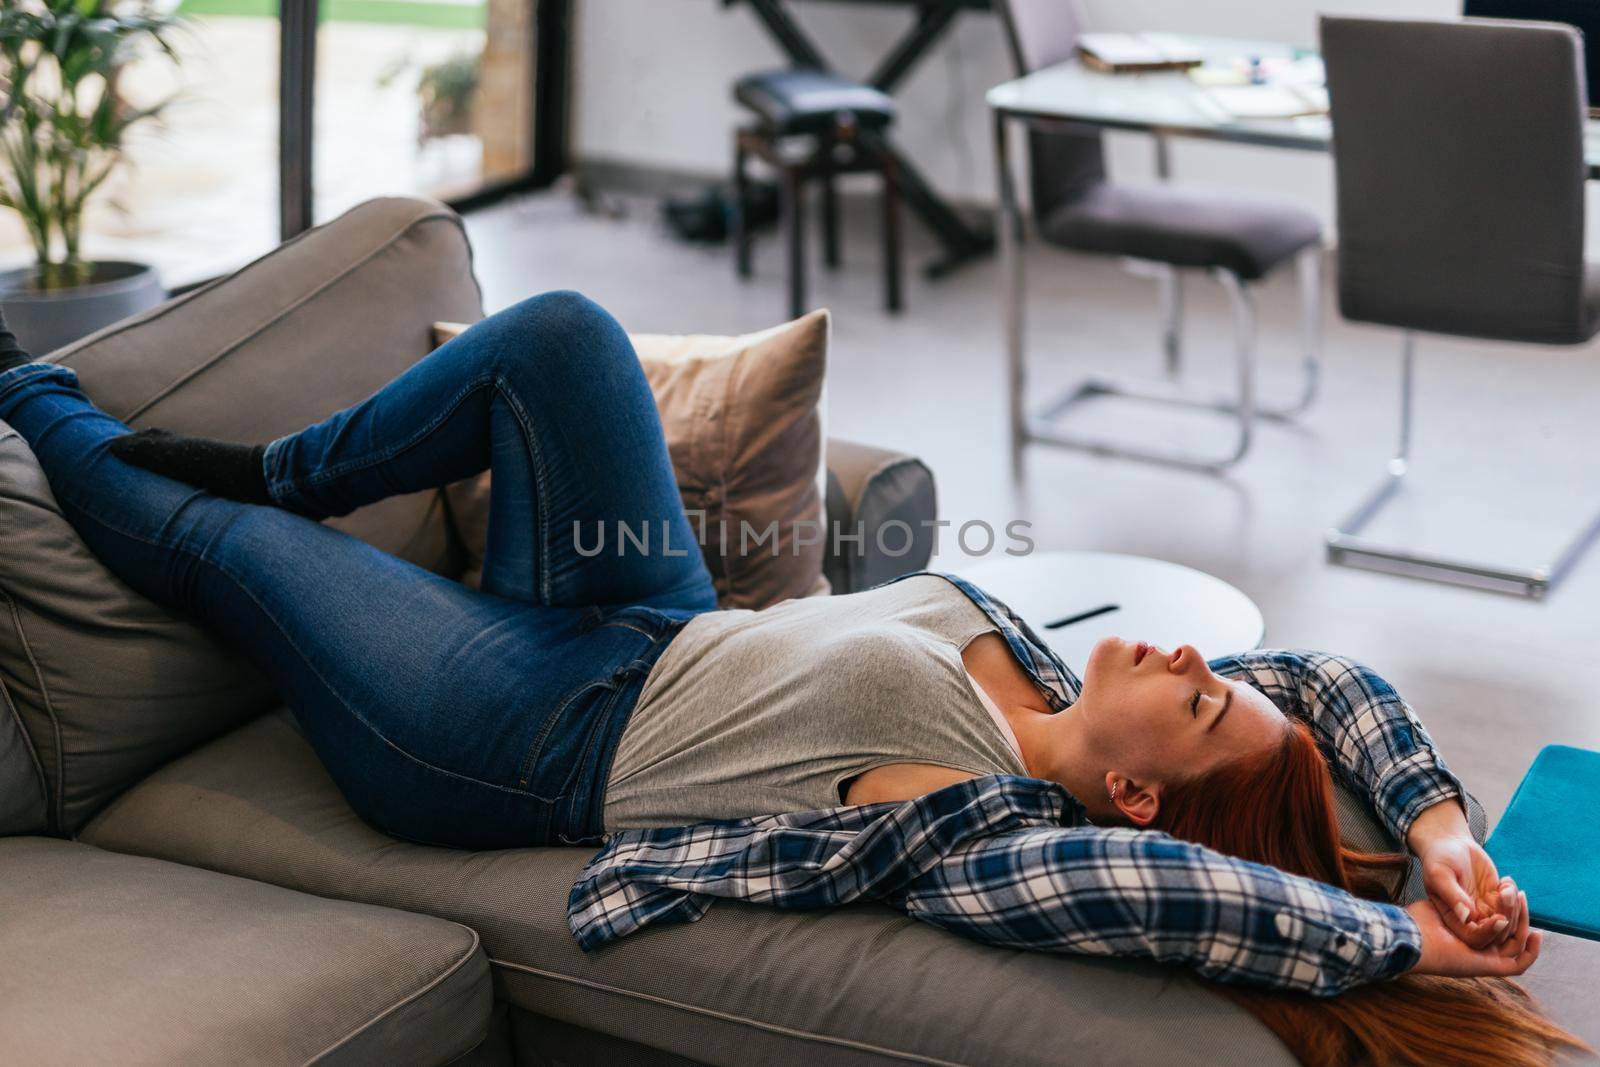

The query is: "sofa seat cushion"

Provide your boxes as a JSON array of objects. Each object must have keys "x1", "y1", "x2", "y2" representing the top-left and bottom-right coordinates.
[
  {"x1": 0, "y1": 836, "x2": 491, "y2": 1066},
  {"x1": 82, "y1": 714, "x2": 1302, "y2": 1067}
]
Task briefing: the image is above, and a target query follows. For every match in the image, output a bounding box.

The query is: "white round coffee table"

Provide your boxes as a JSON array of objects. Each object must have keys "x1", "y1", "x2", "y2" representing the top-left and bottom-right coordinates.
[{"x1": 954, "y1": 551, "x2": 1264, "y2": 674}]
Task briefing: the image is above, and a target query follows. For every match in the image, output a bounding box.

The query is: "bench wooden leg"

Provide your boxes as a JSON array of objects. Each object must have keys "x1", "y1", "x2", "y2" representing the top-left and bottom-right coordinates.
[
  {"x1": 782, "y1": 166, "x2": 807, "y2": 319},
  {"x1": 734, "y1": 134, "x2": 753, "y2": 279},
  {"x1": 821, "y1": 133, "x2": 841, "y2": 270}
]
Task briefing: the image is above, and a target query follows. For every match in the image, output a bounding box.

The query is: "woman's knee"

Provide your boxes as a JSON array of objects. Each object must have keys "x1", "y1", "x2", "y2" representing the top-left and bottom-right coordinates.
[{"x1": 485, "y1": 290, "x2": 636, "y2": 384}]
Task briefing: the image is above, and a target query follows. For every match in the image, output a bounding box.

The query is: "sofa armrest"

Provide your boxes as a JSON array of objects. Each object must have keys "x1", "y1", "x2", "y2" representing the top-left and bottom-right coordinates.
[{"x1": 823, "y1": 438, "x2": 937, "y2": 595}]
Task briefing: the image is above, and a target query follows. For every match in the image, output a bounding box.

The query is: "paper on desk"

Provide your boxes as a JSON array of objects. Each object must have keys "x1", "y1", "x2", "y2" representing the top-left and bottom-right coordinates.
[
  {"x1": 1205, "y1": 84, "x2": 1326, "y2": 119},
  {"x1": 1188, "y1": 54, "x2": 1326, "y2": 91}
]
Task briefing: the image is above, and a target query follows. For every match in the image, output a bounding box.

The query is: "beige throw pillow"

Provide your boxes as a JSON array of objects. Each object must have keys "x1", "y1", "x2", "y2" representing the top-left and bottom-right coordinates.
[{"x1": 438, "y1": 311, "x2": 831, "y2": 610}]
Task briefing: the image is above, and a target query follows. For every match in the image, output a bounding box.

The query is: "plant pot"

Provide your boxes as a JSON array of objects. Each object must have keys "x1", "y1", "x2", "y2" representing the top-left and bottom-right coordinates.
[{"x1": 0, "y1": 261, "x2": 167, "y2": 357}]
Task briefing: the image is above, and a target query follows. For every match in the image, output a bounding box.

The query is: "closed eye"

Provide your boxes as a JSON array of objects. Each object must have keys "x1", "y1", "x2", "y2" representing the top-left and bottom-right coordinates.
[{"x1": 1187, "y1": 690, "x2": 1201, "y2": 719}]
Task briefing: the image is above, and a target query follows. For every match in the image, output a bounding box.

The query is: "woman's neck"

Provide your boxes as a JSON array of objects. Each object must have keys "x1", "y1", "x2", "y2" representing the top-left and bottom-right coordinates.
[
  {"x1": 960, "y1": 632, "x2": 1109, "y2": 817},
  {"x1": 1009, "y1": 704, "x2": 1115, "y2": 822}
]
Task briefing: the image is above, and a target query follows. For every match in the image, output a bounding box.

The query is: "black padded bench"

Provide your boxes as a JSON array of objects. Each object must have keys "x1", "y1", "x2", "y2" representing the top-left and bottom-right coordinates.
[{"x1": 733, "y1": 69, "x2": 904, "y2": 318}]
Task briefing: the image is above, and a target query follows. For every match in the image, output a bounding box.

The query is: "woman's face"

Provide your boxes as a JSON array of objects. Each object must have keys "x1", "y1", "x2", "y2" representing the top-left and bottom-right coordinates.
[{"x1": 1076, "y1": 636, "x2": 1285, "y2": 786}]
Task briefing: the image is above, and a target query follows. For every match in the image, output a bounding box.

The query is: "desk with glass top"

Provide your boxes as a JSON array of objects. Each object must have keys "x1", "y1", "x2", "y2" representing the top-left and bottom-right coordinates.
[
  {"x1": 986, "y1": 35, "x2": 1600, "y2": 167},
  {"x1": 986, "y1": 35, "x2": 1600, "y2": 477}
]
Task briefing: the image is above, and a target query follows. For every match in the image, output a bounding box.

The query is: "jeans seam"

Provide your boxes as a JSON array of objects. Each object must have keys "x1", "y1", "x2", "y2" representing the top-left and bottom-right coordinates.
[
  {"x1": 266, "y1": 371, "x2": 496, "y2": 503},
  {"x1": 592, "y1": 620, "x2": 658, "y2": 639},
  {"x1": 483, "y1": 371, "x2": 553, "y2": 603},
  {"x1": 264, "y1": 370, "x2": 554, "y2": 605},
  {"x1": 61, "y1": 502, "x2": 552, "y2": 801},
  {"x1": 562, "y1": 681, "x2": 629, "y2": 840}
]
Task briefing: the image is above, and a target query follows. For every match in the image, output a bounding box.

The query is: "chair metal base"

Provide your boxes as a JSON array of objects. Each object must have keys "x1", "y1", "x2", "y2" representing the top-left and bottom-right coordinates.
[
  {"x1": 1014, "y1": 248, "x2": 1322, "y2": 475},
  {"x1": 1325, "y1": 334, "x2": 1600, "y2": 598}
]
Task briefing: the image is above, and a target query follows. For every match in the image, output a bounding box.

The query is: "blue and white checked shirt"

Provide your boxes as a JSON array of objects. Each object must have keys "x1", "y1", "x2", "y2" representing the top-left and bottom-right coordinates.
[{"x1": 568, "y1": 573, "x2": 1464, "y2": 996}]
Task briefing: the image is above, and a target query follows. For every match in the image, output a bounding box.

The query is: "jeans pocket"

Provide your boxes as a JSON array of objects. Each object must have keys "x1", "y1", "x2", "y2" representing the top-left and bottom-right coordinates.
[{"x1": 516, "y1": 678, "x2": 618, "y2": 799}]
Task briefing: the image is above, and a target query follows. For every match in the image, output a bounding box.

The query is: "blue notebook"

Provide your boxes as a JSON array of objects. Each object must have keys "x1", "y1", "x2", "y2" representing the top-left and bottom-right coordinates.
[{"x1": 1485, "y1": 745, "x2": 1600, "y2": 942}]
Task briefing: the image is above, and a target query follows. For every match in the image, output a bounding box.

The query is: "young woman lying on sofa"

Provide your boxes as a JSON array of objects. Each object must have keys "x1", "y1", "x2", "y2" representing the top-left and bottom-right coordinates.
[{"x1": 0, "y1": 295, "x2": 1582, "y2": 1066}]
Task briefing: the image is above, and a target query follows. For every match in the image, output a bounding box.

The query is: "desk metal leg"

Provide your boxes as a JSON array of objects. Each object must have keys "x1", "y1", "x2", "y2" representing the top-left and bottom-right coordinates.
[
  {"x1": 1152, "y1": 135, "x2": 1183, "y2": 377},
  {"x1": 995, "y1": 109, "x2": 1027, "y2": 484},
  {"x1": 1157, "y1": 269, "x2": 1184, "y2": 378}
]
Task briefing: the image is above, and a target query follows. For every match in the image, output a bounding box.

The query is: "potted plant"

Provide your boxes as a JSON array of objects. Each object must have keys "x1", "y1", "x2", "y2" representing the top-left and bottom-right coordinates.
[
  {"x1": 417, "y1": 53, "x2": 479, "y2": 145},
  {"x1": 379, "y1": 51, "x2": 480, "y2": 149},
  {"x1": 0, "y1": 0, "x2": 179, "y2": 354}
]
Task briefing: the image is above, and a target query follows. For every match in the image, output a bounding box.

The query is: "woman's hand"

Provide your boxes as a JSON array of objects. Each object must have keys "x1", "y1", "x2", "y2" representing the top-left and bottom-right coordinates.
[
  {"x1": 1407, "y1": 894, "x2": 1540, "y2": 977},
  {"x1": 1406, "y1": 799, "x2": 1523, "y2": 948}
]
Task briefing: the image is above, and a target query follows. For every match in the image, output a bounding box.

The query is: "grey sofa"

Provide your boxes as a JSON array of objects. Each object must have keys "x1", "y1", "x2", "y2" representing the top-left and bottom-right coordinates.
[{"x1": 2, "y1": 197, "x2": 1596, "y2": 1066}]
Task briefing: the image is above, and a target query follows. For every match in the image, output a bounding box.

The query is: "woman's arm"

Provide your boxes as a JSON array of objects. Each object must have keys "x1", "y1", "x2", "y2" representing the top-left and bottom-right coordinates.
[
  {"x1": 901, "y1": 824, "x2": 1538, "y2": 996},
  {"x1": 1205, "y1": 649, "x2": 1463, "y2": 843},
  {"x1": 1207, "y1": 650, "x2": 1523, "y2": 945}
]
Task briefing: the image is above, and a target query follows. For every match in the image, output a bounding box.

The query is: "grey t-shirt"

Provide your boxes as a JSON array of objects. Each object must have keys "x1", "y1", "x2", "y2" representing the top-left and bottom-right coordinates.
[{"x1": 602, "y1": 575, "x2": 1029, "y2": 829}]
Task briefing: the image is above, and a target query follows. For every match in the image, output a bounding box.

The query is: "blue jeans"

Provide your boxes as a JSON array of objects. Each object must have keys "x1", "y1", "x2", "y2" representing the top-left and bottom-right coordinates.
[{"x1": 0, "y1": 291, "x2": 718, "y2": 848}]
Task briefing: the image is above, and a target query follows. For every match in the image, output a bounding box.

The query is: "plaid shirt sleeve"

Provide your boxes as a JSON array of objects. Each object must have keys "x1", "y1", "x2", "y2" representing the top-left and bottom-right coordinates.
[
  {"x1": 569, "y1": 776, "x2": 1422, "y2": 996},
  {"x1": 901, "y1": 822, "x2": 1420, "y2": 997},
  {"x1": 1207, "y1": 649, "x2": 1465, "y2": 842}
]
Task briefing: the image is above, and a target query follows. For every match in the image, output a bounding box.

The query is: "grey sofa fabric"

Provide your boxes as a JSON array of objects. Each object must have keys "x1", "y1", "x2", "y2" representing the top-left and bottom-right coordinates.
[
  {"x1": 82, "y1": 712, "x2": 1300, "y2": 1067},
  {"x1": 823, "y1": 438, "x2": 938, "y2": 594},
  {"x1": 0, "y1": 423, "x2": 276, "y2": 833},
  {"x1": 0, "y1": 675, "x2": 46, "y2": 837},
  {"x1": 0, "y1": 836, "x2": 491, "y2": 1066},
  {"x1": 48, "y1": 196, "x2": 485, "y2": 572}
]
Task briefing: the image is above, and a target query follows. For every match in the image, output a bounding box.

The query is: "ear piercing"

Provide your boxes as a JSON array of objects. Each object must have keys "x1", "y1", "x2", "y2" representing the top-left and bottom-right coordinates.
[{"x1": 1109, "y1": 781, "x2": 1120, "y2": 803}]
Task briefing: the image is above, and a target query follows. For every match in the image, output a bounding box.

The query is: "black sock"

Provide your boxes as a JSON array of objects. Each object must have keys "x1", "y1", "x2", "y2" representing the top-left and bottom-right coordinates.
[
  {"x1": 110, "y1": 428, "x2": 273, "y2": 505},
  {"x1": 0, "y1": 308, "x2": 35, "y2": 373}
]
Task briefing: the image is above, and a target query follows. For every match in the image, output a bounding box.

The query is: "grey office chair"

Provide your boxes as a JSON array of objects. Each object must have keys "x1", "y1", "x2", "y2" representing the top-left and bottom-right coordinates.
[
  {"x1": 998, "y1": 0, "x2": 1325, "y2": 474},
  {"x1": 1321, "y1": 15, "x2": 1600, "y2": 597}
]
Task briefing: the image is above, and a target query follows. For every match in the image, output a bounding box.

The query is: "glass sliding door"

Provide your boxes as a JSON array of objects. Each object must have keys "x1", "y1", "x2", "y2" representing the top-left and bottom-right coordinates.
[
  {"x1": 1, "y1": 0, "x2": 556, "y2": 289},
  {"x1": 312, "y1": 0, "x2": 533, "y2": 223}
]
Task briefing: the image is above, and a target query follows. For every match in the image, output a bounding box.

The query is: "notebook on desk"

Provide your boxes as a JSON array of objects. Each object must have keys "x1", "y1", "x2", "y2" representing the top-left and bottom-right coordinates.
[{"x1": 1077, "y1": 33, "x2": 1203, "y2": 73}]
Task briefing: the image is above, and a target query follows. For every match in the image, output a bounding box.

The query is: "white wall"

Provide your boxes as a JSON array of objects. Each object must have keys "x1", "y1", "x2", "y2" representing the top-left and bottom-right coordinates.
[{"x1": 571, "y1": 0, "x2": 1462, "y2": 231}]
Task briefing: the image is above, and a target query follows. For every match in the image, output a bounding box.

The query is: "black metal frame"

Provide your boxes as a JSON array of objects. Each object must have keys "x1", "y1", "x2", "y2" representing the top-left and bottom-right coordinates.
[
  {"x1": 278, "y1": 0, "x2": 316, "y2": 240},
  {"x1": 274, "y1": 0, "x2": 570, "y2": 242},
  {"x1": 724, "y1": 0, "x2": 995, "y2": 277}
]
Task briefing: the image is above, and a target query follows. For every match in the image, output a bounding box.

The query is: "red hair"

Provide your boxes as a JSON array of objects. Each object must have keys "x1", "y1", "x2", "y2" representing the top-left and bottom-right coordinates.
[{"x1": 1152, "y1": 717, "x2": 1586, "y2": 1067}]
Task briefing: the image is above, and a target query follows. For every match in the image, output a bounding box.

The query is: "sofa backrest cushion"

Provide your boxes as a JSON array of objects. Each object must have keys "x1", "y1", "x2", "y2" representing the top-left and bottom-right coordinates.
[
  {"x1": 0, "y1": 423, "x2": 278, "y2": 834},
  {"x1": 49, "y1": 196, "x2": 484, "y2": 574},
  {"x1": 441, "y1": 311, "x2": 831, "y2": 609},
  {"x1": 0, "y1": 670, "x2": 47, "y2": 837},
  {"x1": 0, "y1": 197, "x2": 483, "y2": 833}
]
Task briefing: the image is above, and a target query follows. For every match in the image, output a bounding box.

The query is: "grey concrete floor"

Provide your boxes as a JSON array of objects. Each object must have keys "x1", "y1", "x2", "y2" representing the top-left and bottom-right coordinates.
[{"x1": 465, "y1": 188, "x2": 1600, "y2": 825}]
